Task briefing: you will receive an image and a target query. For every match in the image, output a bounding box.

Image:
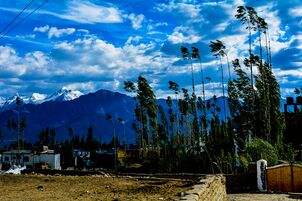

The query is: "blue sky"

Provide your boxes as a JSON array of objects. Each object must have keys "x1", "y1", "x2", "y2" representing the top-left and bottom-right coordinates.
[{"x1": 0, "y1": 0, "x2": 301, "y2": 99}]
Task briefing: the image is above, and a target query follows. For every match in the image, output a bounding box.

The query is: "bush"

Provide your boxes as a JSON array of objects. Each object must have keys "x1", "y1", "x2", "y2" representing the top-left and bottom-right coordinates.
[
  {"x1": 275, "y1": 143, "x2": 296, "y2": 163},
  {"x1": 238, "y1": 155, "x2": 249, "y2": 172},
  {"x1": 246, "y1": 138, "x2": 278, "y2": 166}
]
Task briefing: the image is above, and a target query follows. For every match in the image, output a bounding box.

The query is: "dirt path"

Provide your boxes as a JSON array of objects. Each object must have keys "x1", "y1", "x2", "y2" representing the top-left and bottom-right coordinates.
[
  {"x1": 0, "y1": 174, "x2": 193, "y2": 201},
  {"x1": 228, "y1": 193, "x2": 302, "y2": 201}
]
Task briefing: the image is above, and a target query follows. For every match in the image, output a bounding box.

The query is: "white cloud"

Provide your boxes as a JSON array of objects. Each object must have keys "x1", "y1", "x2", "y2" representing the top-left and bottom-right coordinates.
[
  {"x1": 126, "y1": 13, "x2": 145, "y2": 30},
  {"x1": 34, "y1": 25, "x2": 49, "y2": 32},
  {"x1": 15, "y1": 34, "x2": 36, "y2": 39},
  {"x1": 214, "y1": 22, "x2": 230, "y2": 32},
  {"x1": 125, "y1": 36, "x2": 142, "y2": 45},
  {"x1": 62, "y1": 1, "x2": 123, "y2": 24},
  {"x1": 0, "y1": 46, "x2": 51, "y2": 77},
  {"x1": 220, "y1": 34, "x2": 249, "y2": 60},
  {"x1": 273, "y1": 68, "x2": 302, "y2": 78},
  {"x1": 48, "y1": 35, "x2": 176, "y2": 83},
  {"x1": 155, "y1": 22, "x2": 168, "y2": 27},
  {"x1": 256, "y1": 3, "x2": 293, "y2": 53},
  {"x1": 34, "y1": 25, "x2": 77, "y2": 39},
  {"x1": 48, "y1": 27, "x2": 76, "y2": 39},
  {"x1": 0, "y1": 46, "x2": 24, "y2": 75},
  {"x1": 289, "y1": 6, "x2": 302, "y2": 17},
  {"x1": 155, "y1": 1, "x2": 202, "y2": 22},
  {"x1": 168, "y1": 26, "x2": 202, "y2": 44},
  {"x1": 63, "y1": 82, "x2": 97, "y2": 92},
  {"x1": 25, "y1": 51, "x2": 50, "y2": 69},
  {"x1": 78, "y1": 29, "x2": 90, "y2": 34}
]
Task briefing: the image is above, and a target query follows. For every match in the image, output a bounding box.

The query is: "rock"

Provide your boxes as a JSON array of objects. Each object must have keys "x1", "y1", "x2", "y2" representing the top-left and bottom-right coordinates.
[{"x1": 36, "y1": 185, "x2": 44, "y2": 191}]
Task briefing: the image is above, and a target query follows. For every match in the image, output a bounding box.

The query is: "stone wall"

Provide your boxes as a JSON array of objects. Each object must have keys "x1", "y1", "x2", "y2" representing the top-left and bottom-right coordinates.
[{"x1": 177, "y1": 175, "x2": 226, "y2": 201}]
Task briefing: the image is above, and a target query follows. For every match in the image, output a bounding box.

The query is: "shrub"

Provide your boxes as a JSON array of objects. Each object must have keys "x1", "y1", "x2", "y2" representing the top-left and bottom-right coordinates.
[{"x1": 246, "y1": 138, "x2": 278, "y2": 166}]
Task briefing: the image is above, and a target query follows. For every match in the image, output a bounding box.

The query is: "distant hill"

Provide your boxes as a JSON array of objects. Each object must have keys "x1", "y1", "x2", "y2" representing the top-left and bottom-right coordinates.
[
  {"x1": 0, "y1": 88, "x2": 84, "y2": 112},
  {"x1": 0, "y1": 89, "x2": 137, "y2": 145},
  {"x1": 2, "y1": 88, "x2": 289, "y2": 146}
]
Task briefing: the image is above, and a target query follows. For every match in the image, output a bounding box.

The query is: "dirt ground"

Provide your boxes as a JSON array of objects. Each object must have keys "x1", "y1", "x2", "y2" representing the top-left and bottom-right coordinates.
[
  {"x1": 228, "y1": 193, "x2": 302, "y2": 201},
  {"x1": 0, "y1": 174, "x2": 193, "y2": 201}
]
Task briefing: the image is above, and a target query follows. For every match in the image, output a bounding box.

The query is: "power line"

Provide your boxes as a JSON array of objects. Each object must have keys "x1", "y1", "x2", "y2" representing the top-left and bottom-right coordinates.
[
  {"x1": 0, "y1": 0, "x2": 49, "y2": 40},
  {"x1": 0, "y1": 0, "x2": 35, "y2": 35}
]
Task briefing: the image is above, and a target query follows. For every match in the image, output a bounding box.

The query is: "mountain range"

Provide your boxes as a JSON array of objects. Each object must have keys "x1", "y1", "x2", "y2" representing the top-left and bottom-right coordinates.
[
  {"x1": 0, "y1": 88, "x2": 287, "y2": 146},
  {"x1": 0, "y1": 89, "x2": 138, "y2": 145},
  {"x1": 0, "y1": 88, "x2": 84, "y2": 112}
]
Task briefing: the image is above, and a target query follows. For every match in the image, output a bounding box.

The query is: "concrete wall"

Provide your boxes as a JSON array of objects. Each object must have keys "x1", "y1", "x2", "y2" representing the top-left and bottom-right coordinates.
[
  {"x1": 33, "y1": 154, "x2": 61, "y2": 170},
  {"x1": 2, "y1": 152, "x2": 34, "y2": 167},
  {"x1": 177, "y1": 175, "x2": 226, "y2": 201}
]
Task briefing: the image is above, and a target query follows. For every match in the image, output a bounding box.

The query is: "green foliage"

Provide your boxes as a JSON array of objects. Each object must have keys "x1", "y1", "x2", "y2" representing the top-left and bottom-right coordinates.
[
  {"x1": 246, "y1": 138, "x2": 278, "y2": 166},
  {"x1": 213, "y1": 149, "x2": 234, "y2": 174},
  {"x1": 238, "y1": 155, "x2": 249, "y2": 172},
  {"x1": 275, "y1": 142, "x2": 295, "y2": 163}
]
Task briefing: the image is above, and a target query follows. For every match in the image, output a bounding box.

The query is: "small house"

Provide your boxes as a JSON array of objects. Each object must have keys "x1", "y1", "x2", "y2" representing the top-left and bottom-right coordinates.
[
  {"x1": 1, "y1": 146, "x2": 61, "y2": 170},
  {"x1": 33, "y1": 146, "x2": 61, "y2": 170},
  {"x1": 1, "y1": 150, "x2": 33, "y2": 167}
]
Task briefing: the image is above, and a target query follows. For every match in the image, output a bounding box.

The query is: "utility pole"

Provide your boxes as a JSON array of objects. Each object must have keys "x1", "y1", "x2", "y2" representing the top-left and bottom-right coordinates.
[{"x1": 16, "y1": 96, "x2": 21, "y2": 165}]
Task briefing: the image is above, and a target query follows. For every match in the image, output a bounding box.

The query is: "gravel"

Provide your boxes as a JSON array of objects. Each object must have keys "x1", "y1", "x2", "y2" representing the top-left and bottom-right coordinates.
[{"x1": 228, "y1": 193, "x2": 302, "y2": 201}]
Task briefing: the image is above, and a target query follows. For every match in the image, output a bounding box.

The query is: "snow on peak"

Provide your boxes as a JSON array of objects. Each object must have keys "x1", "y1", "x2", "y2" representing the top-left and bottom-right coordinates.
[
  {"x1": 30, "y1": 93, "x2": 47, "y2": 104},
  {"x1": 46, "y1": 88, "x2": 84, "y2": 102},
  {"x1": 0, "y1": 96, "x2": 6, "y2": 107},
  {"x1": 0, "y1": 89, "x2": 84, "y2": 111}
]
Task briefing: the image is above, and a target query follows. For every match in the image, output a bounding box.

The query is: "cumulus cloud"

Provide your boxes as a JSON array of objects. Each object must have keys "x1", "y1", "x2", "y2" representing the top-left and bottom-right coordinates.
[
  {"x1": 48, "y1": 35, "x2": 178, "y2": 87},
  {"x1": 34, "y1": 25, "x2": 50, "y2": 32},
  {"x1": 62, "y1": 1, "x2": 123, "y2": 24},
  {"x1": 289, "y1": 6, "x2": 302, "y2": 17},
  {"x1": 0, "y1": 0, "x2": 301, "y2": 98},
  {"x1": 48, "y1": 27, "x2": 76, "y2": 39},
  {"x1": 0, "y1": 46, "x2": 51, "y2": 77},
  {"x1": 155, "y1": 1, "x2": 203, "y2": 22},
  {"x1": 62, "y1": 82, "x2": 97, "y2": 92},
  {"x1": 255, "y1": 3, "x2": 292, "y2": 53},
  {"x1": 34, "y1": 25, "x2": 77, "y2": 39},
  {"x1": 168, "y1": 26, "x2": 202, "y2": 44},
  {"x1": 126, "y1": 13, "x2": 145, "y2": 30},
  {"x1": 125, "y1": 36, "x2": 142, "y2": 45}
]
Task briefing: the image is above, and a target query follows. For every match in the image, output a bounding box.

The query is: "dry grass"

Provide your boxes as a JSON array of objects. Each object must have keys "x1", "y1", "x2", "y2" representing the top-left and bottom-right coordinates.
[{"x1": 0, "y1": 174, "x2": 193, "y2": 201}]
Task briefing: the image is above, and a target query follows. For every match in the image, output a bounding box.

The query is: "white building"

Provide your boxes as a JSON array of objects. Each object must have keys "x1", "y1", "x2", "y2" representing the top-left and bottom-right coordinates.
[
  {"x1": 2, "y1": 150, "x2": 33, "y2": 167},
  {"x1": 1, "y1": 147, "x2": 61, "y2": 170},
  {"x1": 33, "y1": 149, "x2": 61, "y2": 170}
]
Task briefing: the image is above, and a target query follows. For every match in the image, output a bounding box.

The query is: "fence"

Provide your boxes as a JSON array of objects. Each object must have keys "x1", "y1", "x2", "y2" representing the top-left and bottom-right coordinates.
[{"x1": 266, "y1": 163, "x2": 302, "y2": 193}]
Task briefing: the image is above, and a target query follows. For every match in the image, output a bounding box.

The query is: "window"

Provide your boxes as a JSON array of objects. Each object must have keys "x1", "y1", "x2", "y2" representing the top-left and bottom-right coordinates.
[
  {"x1": 4, "y1": 156, "x2": 9, "y2": 161},
  {"x1": 23, "y1": 156, "x2": 29, "y2": 162}
]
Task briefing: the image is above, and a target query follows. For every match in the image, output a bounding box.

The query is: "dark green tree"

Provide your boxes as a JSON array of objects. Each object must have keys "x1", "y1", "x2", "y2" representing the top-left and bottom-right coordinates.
[
  {"x1": 181, "y1": 46, "x2": 195, "y2": 94},
  {"x1": 235, "y1": 6, "x2": 258, "y2": 90},
  {"x1": 20, "y1": 116, "x2": 26, "y2": 150},
  {"x1": 118, "y1": 117, "x2": 127, "y2": 151},
  {"x1": 209, "y1": 40, "x2": 227, "y2": 122},
  {"x1": 137, "y1": 76, "x2": 159, "y2": 147}
]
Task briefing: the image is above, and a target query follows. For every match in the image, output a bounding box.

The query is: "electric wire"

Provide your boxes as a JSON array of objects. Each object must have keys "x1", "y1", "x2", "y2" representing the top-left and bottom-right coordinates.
[
  {"x1": 0, "y1": 0, "x2": 49, "y2": 40},
  {"x1": 0, "y1": 0, "x2": 35, "y2": 35}
]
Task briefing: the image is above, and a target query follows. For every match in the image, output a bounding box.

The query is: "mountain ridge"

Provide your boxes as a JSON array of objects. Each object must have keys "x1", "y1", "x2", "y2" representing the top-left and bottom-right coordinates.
[
  {"x1": 0, "y1": 88, "x2": 84, "y2": 111},
  {"x1": 0, "y1": 88, "x2": 287, "y2": 146}
]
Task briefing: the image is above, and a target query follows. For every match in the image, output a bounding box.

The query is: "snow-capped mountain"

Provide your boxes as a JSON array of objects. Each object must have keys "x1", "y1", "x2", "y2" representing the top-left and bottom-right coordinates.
[
  {"x1": 1, "y1": 94, "x2": 29, "y2": 111},
  {"x1": 0, "y1": 88, "x2": 84, "y2": 111},
  {"x1": 44, "y1": 88, "x2": 84, "y2": 102},
  {"x1": 0, "y1": 89, "x2": 137, "y2": 144},
  {"x1": 0, "y1": 96, "x2": 5, "y2": 106},
  {"x1": 30, "y1": 93, "x2": 48, "y2": 104}
]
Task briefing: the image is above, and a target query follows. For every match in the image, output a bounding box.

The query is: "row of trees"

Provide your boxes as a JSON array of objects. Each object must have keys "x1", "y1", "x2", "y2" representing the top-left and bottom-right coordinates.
[
  {"x1": 0, "y1": 6, "x2": 291, "y2": 172},
  {"x1": 122, "y1": 6, "x2": 288, "y2": 173}
]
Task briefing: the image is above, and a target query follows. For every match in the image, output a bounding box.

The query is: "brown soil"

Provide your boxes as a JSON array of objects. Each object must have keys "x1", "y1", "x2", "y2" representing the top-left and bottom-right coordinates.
[{"x1": 0, "y1": 174, "x2": 194, "y2": 201}]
